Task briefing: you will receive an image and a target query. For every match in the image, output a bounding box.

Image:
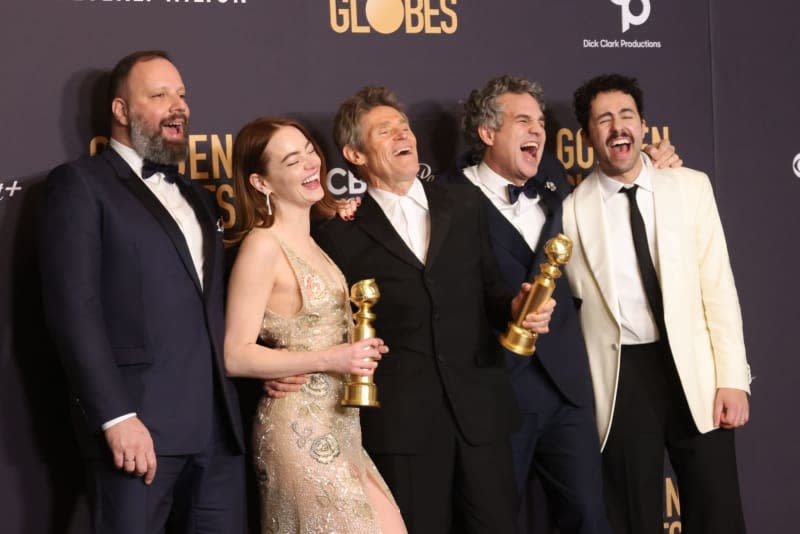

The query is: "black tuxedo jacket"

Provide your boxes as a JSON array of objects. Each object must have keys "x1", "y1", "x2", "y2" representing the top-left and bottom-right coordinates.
[
  {"x1": 39, "y1": 147, "x2": 244, "y2": 456},
  {"x1": 438, "y1": 153, "x2": 594, "y2": 411},
  {"x1": 314, "y1": 181, "x2": 519, "y2": 454}
]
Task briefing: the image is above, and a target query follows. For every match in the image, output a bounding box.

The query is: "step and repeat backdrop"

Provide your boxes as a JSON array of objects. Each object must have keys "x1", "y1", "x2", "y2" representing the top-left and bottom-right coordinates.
[{"x1": 1, "y1": 1, "x2": 797, "y2": 532}]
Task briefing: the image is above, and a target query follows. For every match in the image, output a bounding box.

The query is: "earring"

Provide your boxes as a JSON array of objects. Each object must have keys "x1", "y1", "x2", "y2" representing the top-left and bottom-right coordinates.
[{"x1": 266, "y1": 192, "x2": 273, "y2": 217}]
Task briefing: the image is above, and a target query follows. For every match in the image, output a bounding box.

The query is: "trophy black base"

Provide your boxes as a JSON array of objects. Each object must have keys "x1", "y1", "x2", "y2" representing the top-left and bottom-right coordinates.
[
  {"x1": 341, "y1": 382, "x2": 380, "y2": 408},
  {"x1": 499, "y1": 323, "x2": 537, "y2": 357}
]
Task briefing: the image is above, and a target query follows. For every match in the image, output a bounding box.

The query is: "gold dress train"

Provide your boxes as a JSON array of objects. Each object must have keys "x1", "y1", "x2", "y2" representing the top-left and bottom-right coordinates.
[{"x1": 254, "y1": 240, "x2": 396, "y2": 534}]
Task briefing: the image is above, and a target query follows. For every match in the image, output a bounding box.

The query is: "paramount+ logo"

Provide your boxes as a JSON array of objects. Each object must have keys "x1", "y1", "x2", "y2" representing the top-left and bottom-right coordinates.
[
  {"x1": 330, "y1": 0, "x2": 458, "y2": 35},
  {"x1": 610, "y1": 0, "x2": 651, "y2": 33}
]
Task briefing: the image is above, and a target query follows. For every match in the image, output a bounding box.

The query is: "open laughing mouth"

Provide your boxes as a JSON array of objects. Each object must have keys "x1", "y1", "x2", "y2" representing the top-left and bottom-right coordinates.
[
  {"x1": 521, "y1": 141, "x2": 539, "y2": 159},
  {"x1": 301, "y1": 174, "x2": 320, "y2": 188},
  {"x1": 393, "y1": 147, "x2": 414, "y2": 157},
  {"x1": 161, "y1": 115, "x2": 187, "y2": 138},
  {"x1": 609, "y1": 136, "x2": 632, "y2": 154}
]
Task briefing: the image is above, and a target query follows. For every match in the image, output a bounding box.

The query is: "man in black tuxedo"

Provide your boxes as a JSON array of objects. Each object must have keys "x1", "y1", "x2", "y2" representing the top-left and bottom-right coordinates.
[
  {"x1": 311, "y1": 86, "x2": 553, "y2": 534},
  {"x1": 39, "y1": 50, "x2": 245, "y2": 534},
  {"x1": 437, "y1": 75, "x2": 611, "y2": 534}
]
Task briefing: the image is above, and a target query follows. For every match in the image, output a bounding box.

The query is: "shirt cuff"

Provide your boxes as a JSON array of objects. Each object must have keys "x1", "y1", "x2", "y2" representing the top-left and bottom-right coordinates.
[{"x1": 101, "y1": 413, "x2": 137, "y2": 431}]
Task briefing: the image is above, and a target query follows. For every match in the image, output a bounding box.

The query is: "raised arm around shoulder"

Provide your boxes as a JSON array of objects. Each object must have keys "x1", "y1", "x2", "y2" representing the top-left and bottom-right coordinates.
[{"x1": 643, "y1": 138, "x2": 683, "y2": 169}]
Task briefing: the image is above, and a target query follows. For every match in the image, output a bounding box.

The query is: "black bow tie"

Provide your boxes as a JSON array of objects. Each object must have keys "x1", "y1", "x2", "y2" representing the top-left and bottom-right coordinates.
[
  {"x1": 142, "y1": 160, "x2": 180, "y2": 183},
  {"x1": 507, "y1": 180, "x2": 538, "y2": 204}
]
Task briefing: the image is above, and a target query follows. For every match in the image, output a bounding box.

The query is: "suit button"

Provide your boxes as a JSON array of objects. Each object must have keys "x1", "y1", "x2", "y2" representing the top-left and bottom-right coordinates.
[
  {"x1": 436, "y1": 353, "x2": 445, "y2": 363},
  {"x1": 611, "y1": 343, "x2": 619, "y2": 351}
]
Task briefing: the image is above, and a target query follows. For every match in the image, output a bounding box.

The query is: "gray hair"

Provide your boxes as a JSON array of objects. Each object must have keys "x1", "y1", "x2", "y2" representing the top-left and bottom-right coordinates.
[
  {"x1": 333, "y1": 86, "x2": 405, "y2": 152},
  {"x1": 462, "y1": 75, "x2": 545, "y2": 164}
]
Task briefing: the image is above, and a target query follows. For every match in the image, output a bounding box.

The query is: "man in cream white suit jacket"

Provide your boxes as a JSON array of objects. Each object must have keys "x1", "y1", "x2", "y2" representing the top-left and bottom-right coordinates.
[{"x1": 562, "y1": 74, "x2": 751, "y2": 534}]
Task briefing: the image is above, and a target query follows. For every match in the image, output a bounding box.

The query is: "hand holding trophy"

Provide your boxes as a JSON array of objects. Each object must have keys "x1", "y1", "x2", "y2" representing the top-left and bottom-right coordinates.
[
  {"x1": 500, "y1": 233, "x2": 572, "y2": 356},
  {"x1": 341, "y1": 279, "x2": 381, "y2": 407}
]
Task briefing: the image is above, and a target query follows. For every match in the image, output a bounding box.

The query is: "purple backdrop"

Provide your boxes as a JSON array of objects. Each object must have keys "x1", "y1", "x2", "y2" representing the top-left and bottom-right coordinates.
[{"x1": 1, "y1": 0, "x2": 798, "y2": 532}]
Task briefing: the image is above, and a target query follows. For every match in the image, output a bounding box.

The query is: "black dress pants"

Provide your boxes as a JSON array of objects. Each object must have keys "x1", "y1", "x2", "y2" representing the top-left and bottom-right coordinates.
[
  {"x1": 602, "y1": 342, "x2": 746, "y2": 534},
  {"x1": 370, "y1": 396, "x2": 517, "y2": 534}
]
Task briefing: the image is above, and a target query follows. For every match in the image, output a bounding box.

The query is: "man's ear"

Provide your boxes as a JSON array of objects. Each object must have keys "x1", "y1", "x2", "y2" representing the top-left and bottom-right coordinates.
[
  {"x1": 111, "y1": 98, "x2": 129, "y2": 126},
  {"x1": 342, "y1": 144, "x2": 365, "y2": 166},
  {"x1": 477, "y1": 125, "x2": 495, "y2": 147}
]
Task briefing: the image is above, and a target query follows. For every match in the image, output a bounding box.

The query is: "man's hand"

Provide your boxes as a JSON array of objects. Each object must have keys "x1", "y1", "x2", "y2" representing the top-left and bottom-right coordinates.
[
  {"x1": 511, "y1": 283, "x2": 556, "y2": 335},
  {"x1": 644, "y1": 139, "x2": 683, "y2": 169},
  {"x1": 713, "y1": 387, "x2": 750, "y2": 429},
  {"x1": 263, "y1": 374, "x2": 309, "y2": 399},
  {"x1": 104, "y1": 416, "x2": 157, "y2": 484},
  {"x1": 335, "y1": 197, "x2": 361, "y2": 221}
]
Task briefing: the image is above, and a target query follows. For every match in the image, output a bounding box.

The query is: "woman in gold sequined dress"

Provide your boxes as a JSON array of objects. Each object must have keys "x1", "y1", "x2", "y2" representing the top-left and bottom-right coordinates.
[{"x1": 224, "y1": 118, "x2": 407, "y2": 534}]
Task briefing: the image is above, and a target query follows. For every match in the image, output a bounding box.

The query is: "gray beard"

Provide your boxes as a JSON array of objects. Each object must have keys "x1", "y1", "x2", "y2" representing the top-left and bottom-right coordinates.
[{"x1": 129, "y1": 116, "x2": 188, "y2": 165}]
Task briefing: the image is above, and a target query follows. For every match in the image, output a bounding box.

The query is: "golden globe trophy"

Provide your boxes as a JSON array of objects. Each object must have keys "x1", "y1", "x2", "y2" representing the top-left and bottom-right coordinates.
[
  {"x1": 500, "y1": 233, "x2": 572, "y2": 357},
  {"x1": 341, "y1": 278, "x2": 381, "y2": 408}
]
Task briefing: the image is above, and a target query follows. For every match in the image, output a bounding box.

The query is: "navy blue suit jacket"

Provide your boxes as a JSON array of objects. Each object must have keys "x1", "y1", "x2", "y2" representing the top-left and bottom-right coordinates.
[
  {"x1": 39, "y1": 147, "x2": 244, "y2": 457},
  {"x1": 438, "y1": 152, "x2": 594, "y2": 411}
]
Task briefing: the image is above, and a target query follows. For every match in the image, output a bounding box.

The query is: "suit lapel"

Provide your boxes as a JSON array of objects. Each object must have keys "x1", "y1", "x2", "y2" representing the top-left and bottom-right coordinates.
[
  {"x1": 527, "y1": 178, "x2": 564, "y2": 280},
  {"x1": 175, "y1": 178, "x2": 218, "y2": 297},
  {"x1": 422, "y1": 182, "x2": 452, "y2": 272},
  {"x1": 354, "y1": 192, "x2": 424, "y2": 269},
  {"x1": 485, "y1": 202, "x2": 535, "y2": 273},
  {"x1": 574, "y1": 172, "x2": 619, "y2": 321},
  {"x1": 650, "y1": 169, "x2": 682, "y2": 314},
  {"x1": 106, "y1": 150, "x2": 205, "y2": 294}
]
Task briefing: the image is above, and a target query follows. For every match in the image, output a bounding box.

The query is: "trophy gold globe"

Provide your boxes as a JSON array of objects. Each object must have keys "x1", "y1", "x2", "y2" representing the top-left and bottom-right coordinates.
[
  {"x1": 499, "y1": 233, "x2": 572, "y2": 356},
  {"x1": 341, "y1": 279, "x2": 381, "y2": 408}
]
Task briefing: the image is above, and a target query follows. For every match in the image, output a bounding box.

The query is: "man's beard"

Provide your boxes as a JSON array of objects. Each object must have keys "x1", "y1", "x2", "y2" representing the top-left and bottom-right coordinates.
[{"x1": 129, "y1": 113, "x2": 188, "y2": 165}]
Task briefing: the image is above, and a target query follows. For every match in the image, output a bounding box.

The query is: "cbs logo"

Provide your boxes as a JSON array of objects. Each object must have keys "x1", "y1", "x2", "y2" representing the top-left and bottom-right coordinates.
[
  {"x1": 330, "y1": 0, "x2": 458, "y2": 35},
  {"x1": 327, "y1": 164, "x2": 433, "y2": 196}
]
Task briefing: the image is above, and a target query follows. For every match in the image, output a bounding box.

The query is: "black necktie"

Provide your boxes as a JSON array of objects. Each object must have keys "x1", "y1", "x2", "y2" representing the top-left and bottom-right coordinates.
[
  {"x1": 620, "y1": 185, "x2": 667, "y2": 341},
  {"x1": 507, "y1": 180, "x2": 538, "y2": 204},
  {"x1": 142, "y1": 160, "x2": 180, "y2": 184}
]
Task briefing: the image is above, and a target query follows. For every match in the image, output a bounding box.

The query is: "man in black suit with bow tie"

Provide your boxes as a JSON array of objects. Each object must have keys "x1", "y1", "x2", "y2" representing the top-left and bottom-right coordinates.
[
  {"x1": 436, "y1": 74, "x2": 610, "y2": 534},
  {"x1": 39, "y1": 50, "x2": 245, "y2": 534}
]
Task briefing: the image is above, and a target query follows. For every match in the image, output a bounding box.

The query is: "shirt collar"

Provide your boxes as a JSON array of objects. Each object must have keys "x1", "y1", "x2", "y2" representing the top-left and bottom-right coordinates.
[
  {"x1": 472, "y1": 161, "x2": 520, "y2": 204},
  {"x1": 598, "y1": 153, "x2": 653, "y2": 202},
  {"x1": 368, "y1": 178, "x2": 429, "y2": 212},
  {"x1": 109, "y1": 138, "x2": 145, "y2": 180}
]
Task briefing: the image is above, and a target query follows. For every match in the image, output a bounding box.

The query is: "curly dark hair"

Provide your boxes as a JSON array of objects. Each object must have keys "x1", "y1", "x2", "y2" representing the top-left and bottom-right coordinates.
[
  {"x1": 573, "y1": 73, "x2": 644, "y2": 132},
  {"x1": 462, "y1": 75, "x2": 545, "y2": 164}
]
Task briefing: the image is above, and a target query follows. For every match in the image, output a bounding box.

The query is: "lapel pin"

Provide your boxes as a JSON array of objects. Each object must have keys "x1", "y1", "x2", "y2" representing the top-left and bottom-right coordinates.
[
  {"x1": 545, "y1": 181, "x2": 557, "y2": 192},
  {"x1": 216, "y1": 217, "x2": 225, "y2": 233}
]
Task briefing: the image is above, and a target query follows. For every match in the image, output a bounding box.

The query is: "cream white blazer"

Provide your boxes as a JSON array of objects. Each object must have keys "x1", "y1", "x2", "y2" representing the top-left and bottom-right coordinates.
[{"x1": 562, "y1": 163, "x2": 751, "y2": 449}]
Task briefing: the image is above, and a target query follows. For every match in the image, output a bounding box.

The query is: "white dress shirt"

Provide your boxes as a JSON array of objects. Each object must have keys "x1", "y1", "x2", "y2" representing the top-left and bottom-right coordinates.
[
  {"x1": 368, "y1": 179, "x2": 430, "y2": 264},
  {"x1": 462, "y1": 162, "x2": 546, "y2": 252},
  {"x1": 598, "y1": 155, "x2": 660, "y2": 344},
  {"x1": 103, "y1": 139, "x2": 206, "y2": 430}
]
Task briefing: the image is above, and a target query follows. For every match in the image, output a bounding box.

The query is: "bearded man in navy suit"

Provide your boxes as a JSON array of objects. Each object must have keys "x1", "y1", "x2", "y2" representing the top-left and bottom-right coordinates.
[{"x1": 39, "y1": 50, "x2": 245, "y2": 534}]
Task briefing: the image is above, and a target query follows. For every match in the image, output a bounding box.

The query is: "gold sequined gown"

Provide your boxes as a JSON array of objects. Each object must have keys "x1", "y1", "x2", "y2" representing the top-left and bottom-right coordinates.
[{"x1": 254, "y1": 241, "x2": 396, "y2": 534}]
